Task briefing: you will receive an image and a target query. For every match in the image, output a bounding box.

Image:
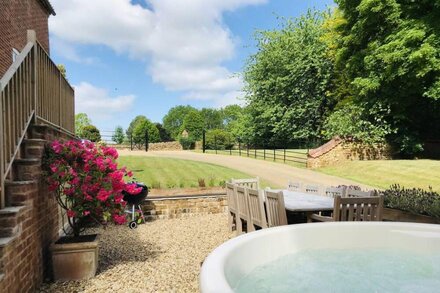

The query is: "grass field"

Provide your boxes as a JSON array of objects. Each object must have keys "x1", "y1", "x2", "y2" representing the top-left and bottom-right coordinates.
[
  {"x1": 118, "y1": 156, "x2": 264, "y2": 189},
  {"x1": 318, "y1": 160, "x2": 440, "y2": 192}
]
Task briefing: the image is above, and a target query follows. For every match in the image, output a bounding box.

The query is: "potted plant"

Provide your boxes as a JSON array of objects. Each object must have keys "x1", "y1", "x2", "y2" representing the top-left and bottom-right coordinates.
[{"x1": 43, "y1": 140, "x2": 142, "y2": 280}]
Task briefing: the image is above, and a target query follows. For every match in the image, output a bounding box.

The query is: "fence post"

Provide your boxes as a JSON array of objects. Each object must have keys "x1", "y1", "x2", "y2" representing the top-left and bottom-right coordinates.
[
  {"x1": 284, "y1": 148, "x2": 286, "y2": 163},
  {"x1": 229, "y1": 137, "x2": 232, "y2": 155},
  {"x1": 29, "y1": 30, "x2": 38, "y2": 123},
  {"x1": 215, "y1": 135, "x2": 217, "y2": 154},
  {"x1": 238, "y1": 140, "x2": 241, "y2": 156},
  {"x1": 273, "y1": 148, "x2": 276, "y2": 161},
  {"x1": 254, "y1": 147, "x2": 256, "y2": 159},
  {"x1": 145, "y1": 130, "x2": 149, "y2": 152},
  {"x1": 130, "y1": 133, "x2": 133, "y2": 151},
  {"x1": 263, "y1": 147, "x2": 266, "y2": 160},
  {"x1": 247, "y1": 144, "x2": 249, "y2": 157},
  {"x1": 202, "y1": 129, "x2": 206, "y2": 153}
]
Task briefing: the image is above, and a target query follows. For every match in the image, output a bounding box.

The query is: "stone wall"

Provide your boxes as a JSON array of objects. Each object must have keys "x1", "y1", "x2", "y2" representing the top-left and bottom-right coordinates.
[
  {"x1": 0, "y1": 124, "x2": 70, "y2": 293},
  {"x1": 307, "y1": 137, "x2": 392, "y2": 169},
  {"x1": 141, "y1": 194, "x2": 227, "y2": 220},
  {"x1": 148, "y1": 141, "x2": 182, "y2": 151}
]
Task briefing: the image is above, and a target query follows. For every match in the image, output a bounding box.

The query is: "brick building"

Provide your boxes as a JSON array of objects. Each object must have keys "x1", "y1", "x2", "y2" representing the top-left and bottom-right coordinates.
[{"x1": 0, "y1": 0, "x2": 55, "y2": 77}]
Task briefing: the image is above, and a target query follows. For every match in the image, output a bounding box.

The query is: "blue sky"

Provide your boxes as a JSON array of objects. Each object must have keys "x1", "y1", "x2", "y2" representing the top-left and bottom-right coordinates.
[{"x1": 49, "y1": 0, "x2": 334, "y2": 133}]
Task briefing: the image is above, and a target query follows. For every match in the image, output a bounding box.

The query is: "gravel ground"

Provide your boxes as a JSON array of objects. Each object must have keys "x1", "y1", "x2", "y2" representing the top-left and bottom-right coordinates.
[{"x1": 39, "y1": 214, "x2": 231, "y2": 293}]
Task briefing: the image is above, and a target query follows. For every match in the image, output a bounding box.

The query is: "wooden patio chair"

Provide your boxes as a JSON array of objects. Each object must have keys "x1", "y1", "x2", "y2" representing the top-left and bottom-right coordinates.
[
  {"x1": 287, "y1": 180, "x2": 301, "y2": 192},
  {"x1": 325, "y1": 186, "x2": 346, "y2": 198},
  {"x1": 225, "y1": 183, "x2": 238, "y2": 232},
  {"x1": 247, "y1": 188, "x2": 267, "y2": 231},
  {"x1": 264, "y1": 190, "x2": 288, "y2": 227},
  {"x1": 231, "y1": 177, "x2": 260, "y2": 190},
  {"x1": 345, "y1": 189, "x2": 374, "y2": 197},
  {"x1": 305, "y1": 184, "x2": 320, "y2": 195},
  {"x1": 235, "y1": 186, "x2": 251, "y2": 233},
  {"x1": 308, "y1": 195, "x2": 384, "y2": 222}
]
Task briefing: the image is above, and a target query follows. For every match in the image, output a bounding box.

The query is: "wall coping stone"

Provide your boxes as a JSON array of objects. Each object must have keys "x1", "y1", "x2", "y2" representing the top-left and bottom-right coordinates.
[{"x1": 146, "y1": 193, "x2": 226, "y2": 201}]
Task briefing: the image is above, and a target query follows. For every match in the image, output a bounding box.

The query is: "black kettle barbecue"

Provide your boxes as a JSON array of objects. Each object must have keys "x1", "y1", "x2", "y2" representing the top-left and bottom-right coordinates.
[{"x1": 123, "y1": 182, "x2": 148, "y2": 229}]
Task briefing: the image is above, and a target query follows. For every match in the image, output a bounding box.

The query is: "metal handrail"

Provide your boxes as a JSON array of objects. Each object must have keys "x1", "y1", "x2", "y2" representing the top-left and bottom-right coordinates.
[{"x1": 0, "y1": 30, "x2": 75, "y2": 209}]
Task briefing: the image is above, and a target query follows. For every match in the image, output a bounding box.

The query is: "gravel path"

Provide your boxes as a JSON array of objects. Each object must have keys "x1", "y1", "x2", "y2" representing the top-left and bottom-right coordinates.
[
  {"x1": 39, "y1": 214, "x2": 230, "y2": 293},
  {"x1": 118, "y1": 150, "x2": 373, "y2": 189}
]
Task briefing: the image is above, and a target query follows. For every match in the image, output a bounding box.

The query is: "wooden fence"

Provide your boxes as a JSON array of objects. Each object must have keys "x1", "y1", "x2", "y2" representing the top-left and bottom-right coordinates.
[{"x1": 0, "y1": 30, "x2": 75, "y2": 208}]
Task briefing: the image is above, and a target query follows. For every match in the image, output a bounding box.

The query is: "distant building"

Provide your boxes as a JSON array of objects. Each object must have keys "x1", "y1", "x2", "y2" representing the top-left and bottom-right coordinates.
[
  {"x1": 181, "y1": 129, "x2": 189, "y2": 138},
  {"x1": 0, "y1": 0, "x2": 55, "y2": 77}
]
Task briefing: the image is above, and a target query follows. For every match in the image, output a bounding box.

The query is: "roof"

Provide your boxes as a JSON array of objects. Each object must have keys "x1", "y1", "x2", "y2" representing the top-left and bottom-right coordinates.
[{"x1": 38, "y1": 0, "x2": 56, "y2": 16}]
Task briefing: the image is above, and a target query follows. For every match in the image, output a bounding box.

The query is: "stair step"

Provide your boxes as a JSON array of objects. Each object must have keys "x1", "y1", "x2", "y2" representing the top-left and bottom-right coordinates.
[
  {"x1": 5, "y1": 180, "x2": 38, "y2": 206},
  {"x1": 0, "y1": 235, "x2": 17, "y2": 248},
  {"x1": 23, "y1": 138, "x2": 46, "y2": 158},
  {"x1": 13, "y1": 159, "x2": 41, "y2": 181},
  {"x1": 0, "y1": 206, "x2": 26, "y2": 215}
]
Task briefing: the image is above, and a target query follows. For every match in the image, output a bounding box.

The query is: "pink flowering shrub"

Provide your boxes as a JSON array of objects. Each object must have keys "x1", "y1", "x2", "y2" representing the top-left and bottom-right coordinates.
[{"x1": 43, "y1": 140, "x2": 141, "y2": 237}]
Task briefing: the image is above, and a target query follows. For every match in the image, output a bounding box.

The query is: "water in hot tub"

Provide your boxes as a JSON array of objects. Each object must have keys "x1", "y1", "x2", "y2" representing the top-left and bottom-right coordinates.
[{"x1": 234, "y1": 248, "x2": 440, "y2": 292}]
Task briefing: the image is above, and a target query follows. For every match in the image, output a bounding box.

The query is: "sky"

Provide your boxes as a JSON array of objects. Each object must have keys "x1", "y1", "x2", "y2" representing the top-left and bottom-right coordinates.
[{"x1": 49, "y1": 0, "x2": 334, "y2": 133}]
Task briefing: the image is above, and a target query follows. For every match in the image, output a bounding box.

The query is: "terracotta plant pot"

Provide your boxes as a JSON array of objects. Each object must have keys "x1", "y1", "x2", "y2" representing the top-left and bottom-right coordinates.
[{"x1": 51, "y1": 234, "x2": 99, "y2": 281}]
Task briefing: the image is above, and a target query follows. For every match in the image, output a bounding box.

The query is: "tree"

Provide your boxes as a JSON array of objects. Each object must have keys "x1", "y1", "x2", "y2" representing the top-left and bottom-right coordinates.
[
  {"x1": 182, "y1": 109, "x2": 204, "y2": 140},
  {"x1": 131, "y1": 119, "x2": 160, "y2": 148},
  {"x1": 57, "y1": 64, "x2": 67, "y2": 79},
  {"x1": 81, "y1": 125, "x2": 101, "y2": 142},
  {"x1": 75, "y1": 113, "x2": 92, "y2": 137},
  {"x1": 205, "y1": 129, "x2": 234, "y2": 150},
  {"x1": 334, "y1": 0, "x2": 440, "y2": 155},
  {"x1": 163, "y1": 105, "x2": 197, "y2": 140},
  {"x1": 201, "y1": 108, "x2": 223, "y2": 130},
  {"x1": 243, "y1": 10, "x2": 335, "y2": 146},
  {"x1": 126, "y1": 115, "x2": 147, "y2": 138},
  {"x1": 155, "y1": 123, "x2": 172, "y2": 142},
  {"x1": 112, "y1": 126, "x2": 125, "y2": 144}
]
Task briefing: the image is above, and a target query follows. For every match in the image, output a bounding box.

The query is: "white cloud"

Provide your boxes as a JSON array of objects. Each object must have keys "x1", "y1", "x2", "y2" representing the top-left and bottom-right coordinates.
[
  {"x1": 74, "y1": 82, "x2": 135, "y2": 120},
  {"x1": 50, "y1": 0, "x2": 266, "y2": 105}
]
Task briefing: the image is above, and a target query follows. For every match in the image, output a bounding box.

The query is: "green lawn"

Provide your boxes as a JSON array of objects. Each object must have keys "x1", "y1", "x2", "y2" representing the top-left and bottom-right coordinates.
[
  {"x1": 318, "y1": 160, "x2": 440, "y2": 192},
  {"x1": 118, "y1": 156, "x2": 266, "y2": 189}
]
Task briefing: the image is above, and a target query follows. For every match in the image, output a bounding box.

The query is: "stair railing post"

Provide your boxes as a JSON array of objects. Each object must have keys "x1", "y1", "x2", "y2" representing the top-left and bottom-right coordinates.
[
  {"x1": 0, "y1": 84, "x2": 4, "y2": 209},
  {"x1": 27, "y1": 30, "x2": 38, "y2": 123}
]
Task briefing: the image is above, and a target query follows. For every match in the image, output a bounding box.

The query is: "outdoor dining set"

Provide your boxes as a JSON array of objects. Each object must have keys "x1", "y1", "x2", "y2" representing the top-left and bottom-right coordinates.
[{"x1": 226, "y1": 178, "x2": 385, "y2": 233}]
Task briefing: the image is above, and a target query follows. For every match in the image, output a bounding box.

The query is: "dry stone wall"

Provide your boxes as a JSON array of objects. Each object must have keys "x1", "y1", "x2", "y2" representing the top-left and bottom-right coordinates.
[
  {"x1": 142, "y1": 194, "x2": 227, "y2": 220},
  {"x1": 148, "y1": 141, "x2": 182, "y2": 151},
  {"x1": 307, "y1": 138, "x2": 392, "y2": 169}
]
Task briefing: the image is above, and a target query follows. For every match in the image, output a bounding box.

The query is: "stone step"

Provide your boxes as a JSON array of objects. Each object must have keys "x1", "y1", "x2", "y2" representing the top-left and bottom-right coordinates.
[
  {"x1": 4, "y1": 180, "x2": 38, "y2": 206},
  {"x1": 13, "y1": 158, "x2": 41, "y2": 181},
  {"x1": 0, "y1": 206, "x2": 26, "y2": 238},
  {"x1": 23, "y1": 138, "x2": 46, "y2": 159}
]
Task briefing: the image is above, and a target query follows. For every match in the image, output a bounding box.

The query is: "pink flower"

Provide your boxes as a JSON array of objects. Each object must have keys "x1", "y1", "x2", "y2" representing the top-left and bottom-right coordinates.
[
  {"x1": 67, "y1": 210, "x2": 76, "y2": 218},
  {"x1": 103, "y1": 147, "x2": 119, "y2": 159},
  {"x1": 114, "y1": 194, "x2": 124, "y2": 204},
  {"x1": 125, "y1": 183, "x2": 143, "y2": 195},
  {"x1": 52, "y1": 140, "x2": 63, "y2": 154},
  {"x1": 83, "y1": 210, "x2": 90, "y2": 216},
  {"x1": 96, "y1": 189, "x2": 112, "y2": 202},
  {"x1": 112, "y1": 213, "x2": 126, "y2": 225},
  {"x1": 49, "y1": 164, "x2": 58, "y2": 173}
]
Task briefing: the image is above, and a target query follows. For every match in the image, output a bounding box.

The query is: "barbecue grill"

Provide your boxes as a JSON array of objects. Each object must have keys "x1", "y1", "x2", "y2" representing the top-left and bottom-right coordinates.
[{"x1": 123, "y1": 182, "x2": 148, "y2": 229}]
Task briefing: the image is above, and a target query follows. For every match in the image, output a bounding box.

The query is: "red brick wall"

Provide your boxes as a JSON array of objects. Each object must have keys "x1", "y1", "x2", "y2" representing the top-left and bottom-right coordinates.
[
  {"x1": 0, "y1": 0, "x2": 51, "y2": 77},
  {"x1": 0, "y1": 124, "x2": 73, "y2": 293}
]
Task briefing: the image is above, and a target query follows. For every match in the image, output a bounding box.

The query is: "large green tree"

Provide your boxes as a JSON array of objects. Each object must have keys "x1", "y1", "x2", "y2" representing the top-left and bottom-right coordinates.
[
  {"x1": 182, "y1": 109, "x2": 204, "y2": 140},
  {"x1": 201, "y1": 108, "x2": 223, "y2": 130},
  {"x1": 243, "y1": 10, "x2": 335, "y2": 146},
  {"x1": 75, "y1": 113, "x2": 92, "y2": 137},
  {"x1": 163, "y1": 105, "x2": 197, "y2": 139},
  {"x1": 127, "y1": 115, "x2": 160, "y2": 148},
  {"x1": 335, "y1": 0, "x2": 440, "y2": 155}
]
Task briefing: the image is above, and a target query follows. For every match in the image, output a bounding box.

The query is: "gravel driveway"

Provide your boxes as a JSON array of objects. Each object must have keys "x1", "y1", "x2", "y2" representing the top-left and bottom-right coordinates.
[
  {"x1": 39, "y1": 214, "x2": 230, "y2": 293},
  {"x1": 118, "y1": 150, "x2": 372, "y2": 189}
]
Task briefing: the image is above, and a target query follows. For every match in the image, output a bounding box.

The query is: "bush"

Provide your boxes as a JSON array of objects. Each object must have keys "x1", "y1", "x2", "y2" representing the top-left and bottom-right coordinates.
[
  {"x1": 205, "y1": 129, "x2": 234, "y2": 150},
  {"x1": 381, "y1": 184, "x2": 440, "y2": 218},
  {"x1": 179, "y1": 137, "x2": 195, "y2": 150},
  {"x1": 81, "y1": 125, "x2": 101, "y2": 142}
]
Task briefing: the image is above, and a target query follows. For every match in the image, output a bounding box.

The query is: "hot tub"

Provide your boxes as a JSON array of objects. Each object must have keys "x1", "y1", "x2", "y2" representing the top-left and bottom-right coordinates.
[{"x1": 200, "y1": 222, "x2": 440, "y2": 292}]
